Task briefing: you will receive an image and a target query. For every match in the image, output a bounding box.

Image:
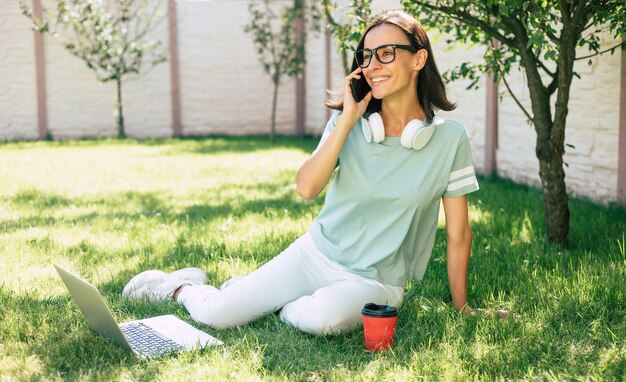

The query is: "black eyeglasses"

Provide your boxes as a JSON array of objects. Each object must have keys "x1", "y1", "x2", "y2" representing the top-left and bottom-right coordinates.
[{"x1": 354, "y1": 44, "x2": 421, "y2": 68}]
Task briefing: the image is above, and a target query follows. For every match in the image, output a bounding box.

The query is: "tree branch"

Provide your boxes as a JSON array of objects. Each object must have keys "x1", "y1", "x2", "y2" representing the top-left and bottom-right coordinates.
[
  {"x1": 545, "y1": 30, "x2": 559, "y2": 43},
  {"x1": 520, "y1": 1, "x2": 560, "y2": 43},
  {"x1": 492, "y1": 40, "x2": 534, "y2": 122},
  {"x1": 418, "y1": 2, "x2": 516, "y2": 46},
  {"x1": 536, "y1": 57, "x2": 556, "y2": 78},
  {"x1": 500, "y1": 69, "x2": 534, "y2": 123},
  {"x1": 559, "y1": 0, "x2": 572, "y2": 26},
  {"x1": 575, "y1": 41, "x2": 626, "y2": 60},
  {"x1": 547, "y1": 69, "x2": 559, "y2": 95},
  {"x1": 571, "y1": 0, "x2": 591, "y2": 32},
  {"x1": 501, "y1": 14, "x2": 551, "y2": 122},
  {"x1": 322, "y1": 1, "x2": 340, "y2": 28}
]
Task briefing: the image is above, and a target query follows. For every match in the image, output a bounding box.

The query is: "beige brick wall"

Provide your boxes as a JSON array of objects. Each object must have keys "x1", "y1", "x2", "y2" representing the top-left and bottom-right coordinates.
[
  {"x1": 0, "y1": 2, "x2": 39, "y2": 140},
  {"x1": 176, "y1": 0, "x2": 297, "y2": 136},
  {"x1": 121, "y1": 0, "x2": 172, "y2": 139},
  {"x1": 0, "y1": 1, "x2": 621, "y2": 203},
  {"x1": 496, "y1": 32, "x2": 621, "y2": 203},
  {"x1": 40, "y1": 0, "x2": 116, "y2": 138},
  {"x1": 562, "y1": 33, "x2": 620, "y2": 203},
  {"x1": 433, "y1": 43, "x2": 488, "y2": 174},
  {"x1": 304, "y1": 20, "x2": 332, "y2": 136}
]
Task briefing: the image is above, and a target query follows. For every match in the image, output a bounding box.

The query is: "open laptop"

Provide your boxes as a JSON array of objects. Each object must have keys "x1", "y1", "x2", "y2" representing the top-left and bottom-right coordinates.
[{"x1": 54, "y1": 264, "x2": 223, "y2": 358}]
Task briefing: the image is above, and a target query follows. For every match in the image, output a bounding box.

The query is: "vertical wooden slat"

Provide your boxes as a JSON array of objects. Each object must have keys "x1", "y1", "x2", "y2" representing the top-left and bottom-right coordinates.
[
  {"x1": 325, "y1": 28, "x2": 331, "y2": 123},
  {"x1": 618, "y1": 36, "x2": 626, "y2": 204},
  {"x1": 168, "y1": 0, "x2": 182, "y2": 137},
  {"x1": 294, "y1": 2, "x2": 306, "y2": 136},
  {"x1": 33, "y1": 0, "x2": 48, "y2": 139}
]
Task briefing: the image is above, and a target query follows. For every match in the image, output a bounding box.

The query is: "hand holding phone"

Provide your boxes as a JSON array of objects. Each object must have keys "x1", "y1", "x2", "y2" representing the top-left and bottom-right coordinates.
[{"x1": 344, "y1": 67, "x2": 372, "y2": 120}]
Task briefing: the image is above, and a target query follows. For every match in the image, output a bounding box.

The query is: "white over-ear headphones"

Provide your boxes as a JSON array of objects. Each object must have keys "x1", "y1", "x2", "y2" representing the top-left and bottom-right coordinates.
[{"x1": 361, "y1": 112, "x2": 442, "y2": 150}]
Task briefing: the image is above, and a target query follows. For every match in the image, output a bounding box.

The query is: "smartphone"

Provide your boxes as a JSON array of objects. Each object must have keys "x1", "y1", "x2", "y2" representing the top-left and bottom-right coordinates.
[
  {"x1": 350, "y1": 77, "x2": 370, "y2": 103},
  {"x1": 350, "y1": 78, "x2": 361, "y2": 102}
]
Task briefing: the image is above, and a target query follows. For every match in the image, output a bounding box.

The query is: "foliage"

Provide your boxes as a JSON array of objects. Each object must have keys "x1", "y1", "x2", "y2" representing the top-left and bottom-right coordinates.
[
  {"x1": 0, "y1": 137, "x2": 624, "y2": 380},
  {"x1": 20, "y1": 0, "x2": 167, "y2": 138},
  {"x1": 321, "y1": 0, "x2": 373, "y2": 75},
  {"x1": 402, "y1": 0, "x2": 626, "y2": 245},
  {"x1": 244, "y1": 0, "x2": 322, "y2": 142},
  {"x1": 403, "y1": 1, "x2": 625, "y2": 92}
]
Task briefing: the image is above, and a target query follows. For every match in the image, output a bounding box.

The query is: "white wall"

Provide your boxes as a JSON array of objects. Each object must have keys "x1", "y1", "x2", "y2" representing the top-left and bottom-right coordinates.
[
  {"x1": 433, "y1": 42, "x2": 488, "y2": 173},
  {"x1": 0, "y1": 0, "x2": 621, "y2": 203},
  {"x1": 176, "y1": 0, "x2": 296, "y2": 136},
  {"x1": 41, "y1": 0, "x2": 117, "y2": 139},
  {"x1": 0, "y1": 2, "x2": 39, "y2": 140},
  {"x1": 496, "y1": 32, "x2": 621, "y2": 203},
  {"x1": 561, "y1": 32, "x2": 620, "y2": 203},
  {"x1": 122, "y1": 0, "x2": 173, "y2": 139}
]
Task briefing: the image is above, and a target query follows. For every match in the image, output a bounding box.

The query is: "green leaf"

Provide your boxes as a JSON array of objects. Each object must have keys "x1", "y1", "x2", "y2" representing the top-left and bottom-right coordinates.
[{"x1": 544, "y1": 50, "x2": 558, "y2": 61}]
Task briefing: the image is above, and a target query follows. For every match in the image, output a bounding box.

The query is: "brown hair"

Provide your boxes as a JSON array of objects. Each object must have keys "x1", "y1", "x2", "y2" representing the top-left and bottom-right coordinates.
[{"x1": 325, "y1": 10, "x2": 455, "y2": 120}]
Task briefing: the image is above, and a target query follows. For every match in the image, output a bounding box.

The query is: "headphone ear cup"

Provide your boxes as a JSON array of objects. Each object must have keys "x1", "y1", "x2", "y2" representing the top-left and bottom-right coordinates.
[
  {"x1": 362, "y1": 112, "x2": 385, "y2": 143},
  {"x1": 401, "y1": 119, "x2": 437, "y2": 150},
  {"x1": 410, "y1": 125, "x2": 436, "y2": 150},
  {"x1": 401, "y1": 119, "x2": 425, "y2": 149}
]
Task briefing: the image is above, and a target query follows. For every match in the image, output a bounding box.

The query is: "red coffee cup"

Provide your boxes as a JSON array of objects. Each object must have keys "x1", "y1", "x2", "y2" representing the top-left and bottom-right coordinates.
[{"x1": 361, "y1": 303, "x2": 398, "y2": 352}]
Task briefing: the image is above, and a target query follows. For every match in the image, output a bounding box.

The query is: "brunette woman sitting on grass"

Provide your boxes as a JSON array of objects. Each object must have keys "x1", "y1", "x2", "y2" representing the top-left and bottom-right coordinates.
[{"x1": 123, "y1": 10, "x2": 514, "y2": 335}]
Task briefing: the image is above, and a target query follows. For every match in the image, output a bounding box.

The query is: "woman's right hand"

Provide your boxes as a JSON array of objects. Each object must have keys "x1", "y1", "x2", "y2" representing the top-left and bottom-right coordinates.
[
  {"x1": 342, "y1": 67, "x2": 373, "y2": 124},
  {"x1": 295, "y1": 68, "x2": 372, "y2": 200}
]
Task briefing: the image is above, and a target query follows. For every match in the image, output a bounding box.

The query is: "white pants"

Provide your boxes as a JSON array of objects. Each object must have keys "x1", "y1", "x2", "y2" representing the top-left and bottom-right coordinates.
[{"x1": 177, "y1": 232, "x2": 404, "y2": 335}]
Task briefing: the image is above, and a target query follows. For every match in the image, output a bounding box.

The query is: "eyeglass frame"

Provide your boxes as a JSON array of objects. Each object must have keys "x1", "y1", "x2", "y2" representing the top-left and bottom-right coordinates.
[{"x1": 354, "y1": 44, "x2": 423, "y2": 68}]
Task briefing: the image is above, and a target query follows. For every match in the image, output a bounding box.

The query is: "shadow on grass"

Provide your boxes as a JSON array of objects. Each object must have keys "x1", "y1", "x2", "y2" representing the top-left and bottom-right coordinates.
[
  {"x1": 3, "y1": 173, "x2": 625, "y2": 379},
  {"x1": 0, "y1": 287, "x2": 163, "y2": 380},
  {"x1": 2, "y1": 185, "x2": 320, "y2": 236},
  {"x1": 0, "y1": 230, "x2": 373, "y2": 380},
  {"x1": 1, "y1": 282, "x2": 373, "y2": 380},
  {"x1": 68, "y1": 218, "x2": 623, "y2": 379},
  {"x1": 11, "y1": 189, "x2": 74, "y2": 209}
]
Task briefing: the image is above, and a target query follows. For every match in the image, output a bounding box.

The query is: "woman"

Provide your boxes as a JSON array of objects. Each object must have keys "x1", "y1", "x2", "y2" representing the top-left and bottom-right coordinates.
[{"x1": 123, "y1": 10, "x2": 480, "y2": 335}]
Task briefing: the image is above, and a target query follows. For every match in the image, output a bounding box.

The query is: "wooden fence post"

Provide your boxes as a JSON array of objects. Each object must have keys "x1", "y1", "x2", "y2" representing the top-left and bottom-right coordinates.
[
  {"x1": 294, "y1": 1, "x2": 306, "y2": 136},
  {"x1": 33, "y1": 0, "x2": 48, "y2": 139},
  {"x1": 168, "y1": 0, "x2": 182, "y2": 137},
  {"x1": 618, "y1": 36, "x2": 626, "y2": 205}
]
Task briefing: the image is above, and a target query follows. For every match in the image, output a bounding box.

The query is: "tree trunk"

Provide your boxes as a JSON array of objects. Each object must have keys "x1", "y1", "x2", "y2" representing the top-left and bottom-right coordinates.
[
  {"x1": 514, "y1": 25, "x2": 572, "y2": 246},
  {"x1": 116, "y1": 78, "x2": 126, "y2": 139},
  {"x1": 535, "y1": 118, "x2": 570, "y2": 246},
  {"x1": 538, "y1": 27, "x2": 578, "y2": 247},
  {"x1": 270, "y1": 75, "x2": 279, "y2": 143}
]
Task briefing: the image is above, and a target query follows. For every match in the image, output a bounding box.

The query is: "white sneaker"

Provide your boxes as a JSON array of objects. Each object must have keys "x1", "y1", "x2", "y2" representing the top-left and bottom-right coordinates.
[{"x1": 122, "y1": 267, "x2": 207, "y2": 301}]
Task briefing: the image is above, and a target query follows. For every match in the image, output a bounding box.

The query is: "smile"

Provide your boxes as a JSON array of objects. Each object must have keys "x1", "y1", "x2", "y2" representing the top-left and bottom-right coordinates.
[{"x1": 371, "y1": 76, "x2": 390, "y2": 84}]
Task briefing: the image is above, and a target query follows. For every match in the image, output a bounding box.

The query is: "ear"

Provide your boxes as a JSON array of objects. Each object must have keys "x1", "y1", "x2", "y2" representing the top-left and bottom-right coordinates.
[{"x1": 414, "y1": 49, "x2": 428, "y2": 71}]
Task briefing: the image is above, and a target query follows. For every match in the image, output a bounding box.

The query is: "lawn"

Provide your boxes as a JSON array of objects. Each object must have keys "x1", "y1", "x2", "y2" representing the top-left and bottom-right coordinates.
[{"x1": 0, "y1": 137, "x2": 624, "y2": 381}]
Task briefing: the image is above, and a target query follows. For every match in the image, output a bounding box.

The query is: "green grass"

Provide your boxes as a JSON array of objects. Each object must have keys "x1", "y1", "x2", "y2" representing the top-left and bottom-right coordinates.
[{"x1": 0, "y1": 136, "x2": 624, "y2": 381}]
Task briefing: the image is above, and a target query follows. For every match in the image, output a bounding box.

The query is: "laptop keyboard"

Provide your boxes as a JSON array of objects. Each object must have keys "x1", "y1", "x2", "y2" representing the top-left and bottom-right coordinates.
[{"x1": 121, "y1": 322, "x2": 183, "y2": 357}]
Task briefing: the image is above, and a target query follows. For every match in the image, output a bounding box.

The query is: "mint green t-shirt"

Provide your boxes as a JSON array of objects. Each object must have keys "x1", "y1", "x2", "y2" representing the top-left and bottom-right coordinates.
[{"x1": 308, "y1": 110, "x2": 479, "y2": 286}]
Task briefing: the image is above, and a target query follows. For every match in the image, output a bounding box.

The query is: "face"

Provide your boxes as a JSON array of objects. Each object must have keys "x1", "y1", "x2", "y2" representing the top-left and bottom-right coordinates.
[{"x1": 361, "y1": 23, "x2": 426, "y2": 101}]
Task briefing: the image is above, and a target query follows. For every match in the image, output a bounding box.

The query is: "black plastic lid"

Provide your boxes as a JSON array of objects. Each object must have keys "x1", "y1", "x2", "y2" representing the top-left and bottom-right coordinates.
[{"x1": 361, "y1": 303, "x2": 398, "y2": 318}]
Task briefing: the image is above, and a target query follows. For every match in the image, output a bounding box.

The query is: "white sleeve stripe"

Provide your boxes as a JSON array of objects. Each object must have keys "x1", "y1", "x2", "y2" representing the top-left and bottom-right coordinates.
[
  {"x1": 446, "y1": 176, "x2": 478, "y2": 192},
  {"x1": 448, "y1": 166, "x2": 475, "y2": 181}
]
